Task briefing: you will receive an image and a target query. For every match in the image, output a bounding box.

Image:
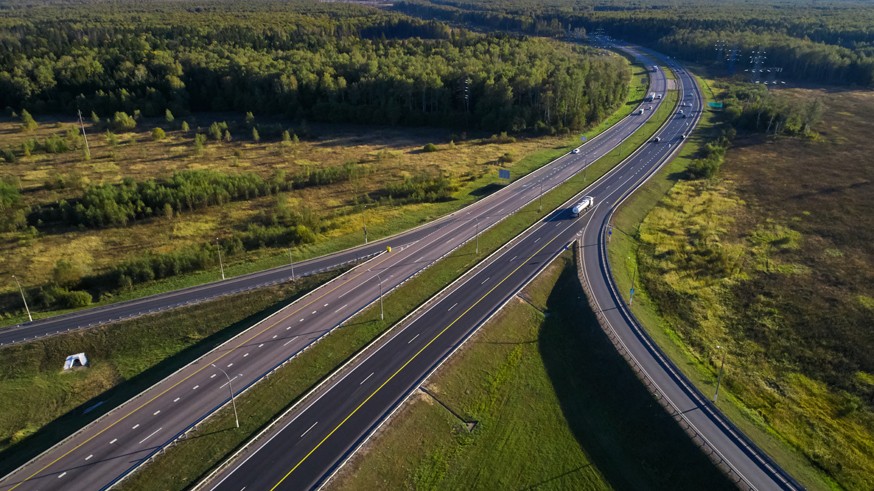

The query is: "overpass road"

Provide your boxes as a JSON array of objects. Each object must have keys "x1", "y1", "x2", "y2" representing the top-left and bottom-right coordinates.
[
  {"x1": 205, "y1": 47, "x2": 799, "y2": 491},
  {"x1": 1, "y1": 46, "x2": 667, "y2": 491}
]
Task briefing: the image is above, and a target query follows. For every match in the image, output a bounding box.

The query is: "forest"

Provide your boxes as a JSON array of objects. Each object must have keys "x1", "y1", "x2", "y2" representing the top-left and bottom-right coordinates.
[
  {"x1": 0, "y1": 0, "x2": 629, "y2": 133},
  {"x1": 395, "y1": 0, "x2": 874, "y2": 86}
]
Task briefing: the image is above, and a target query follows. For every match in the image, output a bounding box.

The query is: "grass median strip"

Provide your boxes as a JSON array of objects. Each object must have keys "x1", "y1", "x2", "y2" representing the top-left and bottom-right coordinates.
[
  {"x1": 0, "y1": 270, "x2": 342, "y2": 477},
  {"x1": 116, "y1": 68, "x2": 677, "y2": 491},
  {"x1": 328, "y1": 252, "x2": 733, "y2": 490}
]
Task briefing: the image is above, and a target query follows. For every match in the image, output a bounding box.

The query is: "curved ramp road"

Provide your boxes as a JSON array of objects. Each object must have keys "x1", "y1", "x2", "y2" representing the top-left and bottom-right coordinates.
[
  {"x1": 204, "y1": 49, "x2": 798, "y2": 491},
  {"x1": 0, "y1": 47, "x2": 665, "y2": 491}
]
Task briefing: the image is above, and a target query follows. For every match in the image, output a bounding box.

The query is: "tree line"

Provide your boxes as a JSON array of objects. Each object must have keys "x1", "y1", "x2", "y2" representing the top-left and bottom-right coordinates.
[
  {"x1": 28, "y1": 166, "x2": 364, "y2": 230},
  {"x1": 395, "y1": 0, "x2": 874, "y2": 87},
  {"x1": 0, "y1": 1, "x2": 629, "y2": 133}
]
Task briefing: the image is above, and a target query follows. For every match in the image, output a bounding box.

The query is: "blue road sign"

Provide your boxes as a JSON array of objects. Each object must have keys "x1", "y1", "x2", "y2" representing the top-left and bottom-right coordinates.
[
  {"x1": 498, "y1": 169, "x2": 511, "y2": 180},
  {"x1": 580, "y1": 135, "x2": 588, "y2": 142},
  {"x1": 630, "y1": 287, "x2": 635, "y2": 296}
]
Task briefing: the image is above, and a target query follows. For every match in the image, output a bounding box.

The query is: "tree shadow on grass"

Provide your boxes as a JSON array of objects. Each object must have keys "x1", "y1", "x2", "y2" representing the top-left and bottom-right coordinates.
[
  {"x1": 0, "y1": 275, "x2": 331, "y2": 477},
  {"x1": 537, "y1": 262, "x2": 735, "y2": 491}
]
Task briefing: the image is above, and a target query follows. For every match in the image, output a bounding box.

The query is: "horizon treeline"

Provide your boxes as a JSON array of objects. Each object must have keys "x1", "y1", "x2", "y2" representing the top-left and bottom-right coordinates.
[
  {"x1": 0, "y1": 1, "x2": 629, "y2": 133},
  {"x1": 395, "y1": 0, "x2": 874, "y2": 87}
]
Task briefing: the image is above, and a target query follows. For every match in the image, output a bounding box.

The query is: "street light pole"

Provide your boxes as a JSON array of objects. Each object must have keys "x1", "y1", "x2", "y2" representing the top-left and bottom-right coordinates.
[
  {"x1": 475, "y1": 217, "x2": 480, "y2": 255},
  {"x1": 363, "y1": 205, "x2": 368, "y2": 244},
  {"x1": 216, "y1": 238, "x2": 225, "y2": 280},
  {"x1": 288, "y1": 249, "x2": 295, "y2": 281},
  {"x1": 12, "y1": 275, "x2": 32, "y2": 322},
  {"x1": 713, "y1": 346, "x2": 727, "y2": 403},
  {"x1": 539, "y1": 180, "x2": 544, "y2": 212},
  {"x1": 377, "y1": 273, "x2": 384, "y2": 320},
  {"x1": 212, "y1": 364, "x2": 239, "y2": 428}
]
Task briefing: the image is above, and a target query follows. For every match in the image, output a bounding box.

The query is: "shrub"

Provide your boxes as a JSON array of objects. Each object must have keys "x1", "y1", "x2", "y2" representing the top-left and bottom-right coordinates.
[
  {"x1": 423, "y1": 143, "x2": 438, "y2": 152},
  {"x1": 20, "y1": 109, "x2": 37, "y2": 132},
  {"x1": 112, "y1": 111, "x2": 136, "y2": 131},
  {"x1": 152, "y1": 127, "x2": 166, "y2": 140}
]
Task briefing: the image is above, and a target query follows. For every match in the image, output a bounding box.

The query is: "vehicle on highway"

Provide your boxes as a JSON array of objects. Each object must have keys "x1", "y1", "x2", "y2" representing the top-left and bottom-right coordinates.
[
  {"x1": 653, "y1": 136, "x2": 661, "y2": 143},
  {"x1": 571, "y1": 196, "x2": 595, "y2": 217},
  {"x1": 647, "y1": 105, "x2": 653, "y2": 110},
  {"x1": 572, "y1": 148, "x2": 580, "y2": 154},
  {"x1": 645, "y1": 91, "x2": 656, "y2": 102},
  {"x1": 680, "y1": 134, "x2": 686, "y2": 139},
  {"x1": 655, "y1": 93, "x2": 662, "y2": 99},
  {"x1": 637, "y1": 108, "x2": 644, "y2": 115}
]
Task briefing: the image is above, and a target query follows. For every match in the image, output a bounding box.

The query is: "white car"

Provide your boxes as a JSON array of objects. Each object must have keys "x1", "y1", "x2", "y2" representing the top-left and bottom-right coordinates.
[{"x1": 572, "y1": 148, "x2": 580, "y2": 154}]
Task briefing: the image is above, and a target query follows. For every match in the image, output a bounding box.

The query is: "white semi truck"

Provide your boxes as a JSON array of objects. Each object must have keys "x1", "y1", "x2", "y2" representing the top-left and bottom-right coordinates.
[{"x1": 571, "y1": 196, "x2": 595, "y2": 217}]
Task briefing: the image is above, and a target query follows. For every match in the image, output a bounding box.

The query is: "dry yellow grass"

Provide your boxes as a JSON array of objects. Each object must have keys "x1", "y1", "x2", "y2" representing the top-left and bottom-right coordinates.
[{"x1": 0, "y1": 116, "x2": 569, "y2": 293}]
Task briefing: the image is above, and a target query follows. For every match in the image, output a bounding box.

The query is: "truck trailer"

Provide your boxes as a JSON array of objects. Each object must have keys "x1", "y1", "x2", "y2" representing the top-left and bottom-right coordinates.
[{"x1": 571, "y1": 196, "x2": 595, "y2": 217}]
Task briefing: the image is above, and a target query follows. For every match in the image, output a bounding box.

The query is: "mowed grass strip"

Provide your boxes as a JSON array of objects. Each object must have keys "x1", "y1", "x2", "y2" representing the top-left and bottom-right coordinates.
[
  {"x1": 0, "y1": 59, "x2": 649, "y2": 328},
  {"x1": 116, "y1": 70, "x2": 675, "y2": 491},
  {"x1": 0, "y1": 269, "x2": 342, "y2": 477},
  {"x1": 328, "y1": 253, "x2": 733, "y2": 491}
]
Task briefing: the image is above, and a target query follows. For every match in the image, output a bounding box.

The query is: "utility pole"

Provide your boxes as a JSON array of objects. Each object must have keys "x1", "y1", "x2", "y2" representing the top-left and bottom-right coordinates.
[
  {"x1": 713, "y1": 346, "x2": 727, "y2": 403},
  {"x1": 377, "y1": 273, "x2": 384, "y2": 320},
  {"x1": 288, "y1": 249, "x2": 295, "y2": 281},
  {"x1": 539, "y1": 180, "x2": 544, "y2": 212},
  {"x1": 216, "y1": 238, "x2": 225, "y2": 280},
  {"x1": 363, "y1": 204, "x2": 369, "y2": 245},
  {"x1": 77, "y1": 109, "x2": 91, "y2": 160},
  {"x1": 12, "y1": 275, "x2": 32, "y2": 322},
  {"x1": 212, "y1": 364, "x2": 239, "y2": 428}
]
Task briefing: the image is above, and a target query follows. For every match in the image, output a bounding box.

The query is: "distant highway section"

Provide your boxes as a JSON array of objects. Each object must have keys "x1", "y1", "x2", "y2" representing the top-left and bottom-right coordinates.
[{"x1": 0, "y1": 47, "x2": 666, "y2": 491}]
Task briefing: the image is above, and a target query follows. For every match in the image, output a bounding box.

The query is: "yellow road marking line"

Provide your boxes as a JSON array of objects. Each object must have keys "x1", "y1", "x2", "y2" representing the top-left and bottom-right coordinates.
[
  {"x1": 8, "y1": 251, "x2": 397, "y2": 490},
  {"x1": 270, "y1": 218, "x2": 574, "y2": 490}
]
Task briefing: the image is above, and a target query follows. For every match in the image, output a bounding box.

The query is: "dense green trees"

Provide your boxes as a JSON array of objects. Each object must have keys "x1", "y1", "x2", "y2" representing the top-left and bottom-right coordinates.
[
  {"x1": 395, "y1": 0, "x2": 874, "y2": 87},
  {"x1": 0, "y1": 2, "x2": 628, "y2": 133}
]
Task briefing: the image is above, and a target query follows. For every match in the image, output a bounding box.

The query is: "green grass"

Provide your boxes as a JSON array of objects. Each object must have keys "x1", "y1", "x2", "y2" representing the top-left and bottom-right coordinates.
[
  {"x1": 329, "y1": 252, "x2": 734, "y2": 490},
  {"x1": 607, "y1": 75, "x2": 874, "y2": 490},
  {"x1": 0, "y1": 58, "x2": 649, "y2": 329},
  {"x1": 116, "y1": 66, "x2": 676, "y2": 491},
  {"x1": 0, "y1": 269, "x2": 341, "y2": 477}
]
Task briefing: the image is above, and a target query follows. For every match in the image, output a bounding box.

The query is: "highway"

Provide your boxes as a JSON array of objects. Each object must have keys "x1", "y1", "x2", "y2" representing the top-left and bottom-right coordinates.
[
  {"x1": 0, "y1": 47, "x2": 667, "y2": 491},
  {"x1": 203, "y1": 48, "x2": 799, "y2": 491}
]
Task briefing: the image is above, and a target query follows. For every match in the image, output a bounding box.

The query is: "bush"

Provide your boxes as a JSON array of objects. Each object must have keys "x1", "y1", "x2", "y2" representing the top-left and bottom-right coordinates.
[
  {"x1": 498, "y1": 152, "x2": 514, "y2": 163},
  {"x1": 423, "y1": 143, "x2": 438, "y2": 152},
  {"x1": 20, "y1": 109, "x2": 37, "y2": 132},
  {"x1": 2, "y1": 147, "x2": 16, "y2": 163},
  {"x1": 152, "y1": 127, "x2": 166, "y2": 140},
  {"x1": 112, "y1": 111, "x2": 137, "y2": 131}
]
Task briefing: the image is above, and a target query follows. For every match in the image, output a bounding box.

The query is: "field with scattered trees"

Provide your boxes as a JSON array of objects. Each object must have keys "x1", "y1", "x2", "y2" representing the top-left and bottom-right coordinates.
[{"x1": 0, "y1": 0, "x2": 634, "y2": 320}]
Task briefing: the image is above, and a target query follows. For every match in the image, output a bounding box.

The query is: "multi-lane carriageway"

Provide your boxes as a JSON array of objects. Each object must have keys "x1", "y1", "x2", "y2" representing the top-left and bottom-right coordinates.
[
  {"x1": 0, "y1": 45, "x2": 667, "y2": 491},
  {"x1": 205, "y1": 51, "x2": 798, "y2": 490}
]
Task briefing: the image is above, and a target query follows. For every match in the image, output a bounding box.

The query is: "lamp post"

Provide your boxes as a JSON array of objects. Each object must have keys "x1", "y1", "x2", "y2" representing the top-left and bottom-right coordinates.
[
  {"x1": 539, "y1": 180, "x2": 544, "y2": 212},
  {"x1": 212, "y1": 364, "x2": 239, "y2": 428},
  {"x1": 216, "y1": 238, "x2": 225, "y2": 280},
  {"x1": 376, "y1": 273, "x2": 384, "y2": 320},
  {"x1": 475, "y1": 217, "x2": 480, "y2": 255},
  {"x1": 288, "y1": 249, "x2": 295, "y2": 281},
  {"x1": 12, "y1": 275, "x2": 32, "y2": 322},
  {"x1": 713, "y1": 345, "x2": 727, "y2": 404}
]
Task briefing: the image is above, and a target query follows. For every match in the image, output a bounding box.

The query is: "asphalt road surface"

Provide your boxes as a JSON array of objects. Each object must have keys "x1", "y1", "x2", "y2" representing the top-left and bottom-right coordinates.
[
  {"x1": 1, "y1": 46, "x2": 667, "y2": 491},
  {"x1": 205, "y1": 48, "x2": 798, "y2": 491}
]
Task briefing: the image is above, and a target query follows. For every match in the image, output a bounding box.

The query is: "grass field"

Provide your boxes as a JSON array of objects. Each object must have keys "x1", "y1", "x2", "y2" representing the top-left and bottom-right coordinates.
[
  {"x1": 114, "y1": 70, "x2": 675, "y2": 490},
  {"x1": 0, "y1": 60, "x2": 648, "y2": 325},
  {"x1": 608, "y1": 78, "x2": 874, "y2": 490},
  {"x1": 328, "y1": 253, "x2": 733, "y2": 490},
  {"x1": 0, "y1": 269, "x2": 341, "y2": 477}
]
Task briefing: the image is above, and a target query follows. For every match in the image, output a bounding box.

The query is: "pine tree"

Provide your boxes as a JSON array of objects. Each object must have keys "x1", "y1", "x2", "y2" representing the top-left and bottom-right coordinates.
[
  {"x1": 165, "y1": 109, "x2": 175, "y2": 123},
  {"x1": 180, "y1": 121, "x2": 190, "y2": 132},
  {"x1": 252, "y1": 127, "x2": 260, "y2": 143}
]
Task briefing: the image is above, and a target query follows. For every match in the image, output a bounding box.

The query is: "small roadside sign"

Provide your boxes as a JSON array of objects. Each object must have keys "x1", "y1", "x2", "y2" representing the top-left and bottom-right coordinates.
[
  {"x1": 498, "y1": 169, "x2": 511, "y2": 180},
  {"x1": 580, "y1": 135, "x2": 588, "y2": 142}
]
